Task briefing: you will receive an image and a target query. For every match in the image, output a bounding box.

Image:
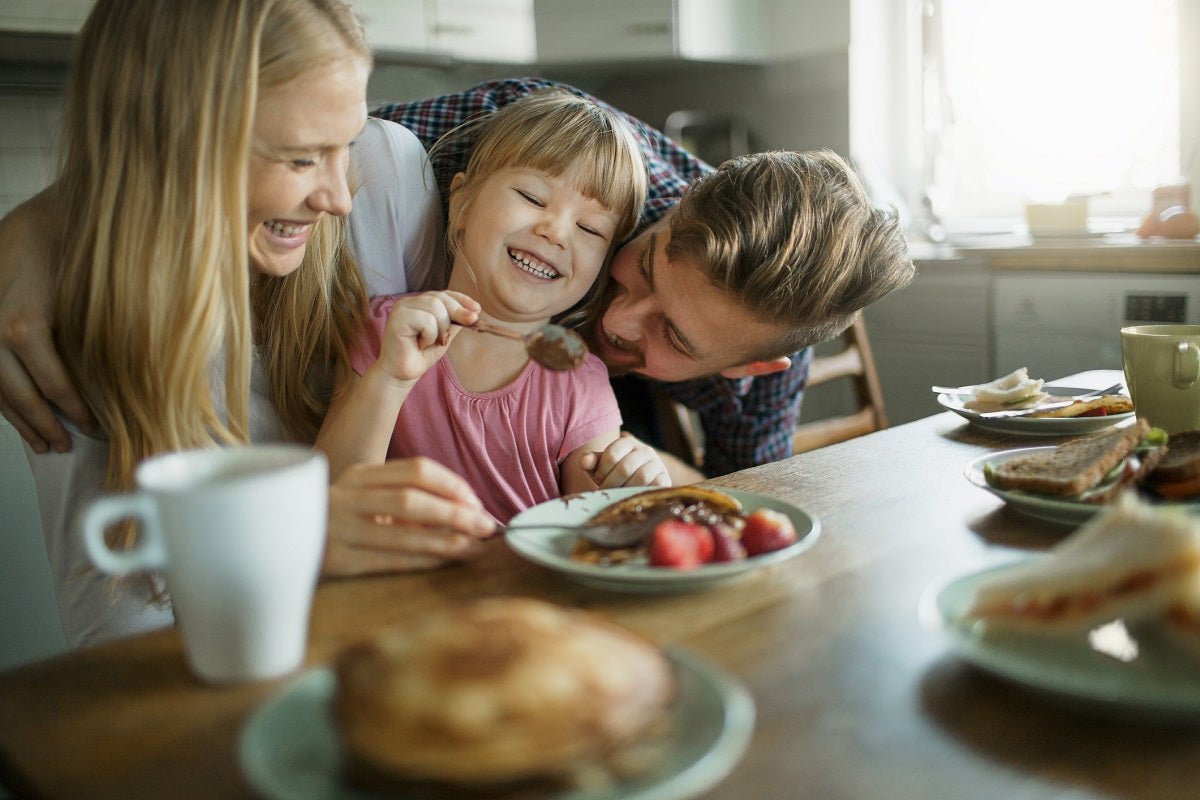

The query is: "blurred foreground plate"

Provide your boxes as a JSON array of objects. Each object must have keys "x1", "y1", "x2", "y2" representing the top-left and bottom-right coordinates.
[
  {"x1": 937, "y1": 385, "x2": 1133, "y2": 436},
  {"x1": 923, "y1": 563, "x2": 1200, "y2": 720},
  {"x1": 240, "y1": 646, "x2": 755, "y2": 800},
  {"x1": 504, "y1": 487, "x2": 819, "y2": 594}
]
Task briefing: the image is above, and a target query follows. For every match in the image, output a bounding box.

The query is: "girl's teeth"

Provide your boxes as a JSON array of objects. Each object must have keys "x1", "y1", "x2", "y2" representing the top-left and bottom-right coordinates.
[
  {"x1": 508, "y1": 249, "x2": 558, "y2": 279},
  {"x1": 267, "y1": 221, "x2": 303, "y2": 237}
]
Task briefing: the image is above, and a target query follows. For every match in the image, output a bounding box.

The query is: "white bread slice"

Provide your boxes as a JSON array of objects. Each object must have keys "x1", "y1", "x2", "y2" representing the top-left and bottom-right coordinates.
[
  {"x1": 964, "y1": 493, "x2": 1200, "y2": 635},
  {"x1": 989, "y1": 418, "x2": 1150, "y2": 497},
  {"x1": 965, "y1": 367, "x2": 1045, "y2": 407}
]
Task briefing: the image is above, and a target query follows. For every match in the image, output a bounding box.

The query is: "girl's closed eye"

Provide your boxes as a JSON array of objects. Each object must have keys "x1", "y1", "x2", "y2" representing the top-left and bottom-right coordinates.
[{"x1": 515, "y1": 188, "x2": 544, "y2": 207}]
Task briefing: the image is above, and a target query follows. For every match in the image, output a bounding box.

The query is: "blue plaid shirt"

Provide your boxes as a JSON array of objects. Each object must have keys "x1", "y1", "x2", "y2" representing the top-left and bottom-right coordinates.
[{"x1": 372, "y1": 78, "x2": 809, "y2": 477}]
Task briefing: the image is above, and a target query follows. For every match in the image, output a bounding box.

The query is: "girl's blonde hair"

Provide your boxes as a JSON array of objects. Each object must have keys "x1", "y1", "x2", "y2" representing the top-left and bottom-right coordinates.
[
  {"x1": 436, "y1": 89, "x2": 647, "y2": 323},
  {"x1": 55, "y1": 0, "x2": 370, "y2": 499}
]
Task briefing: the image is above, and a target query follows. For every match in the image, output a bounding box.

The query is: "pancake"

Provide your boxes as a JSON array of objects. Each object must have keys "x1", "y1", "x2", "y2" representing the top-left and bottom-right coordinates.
[{"x1": 333, "y1": 598, "x2": 675, "y2": 794}]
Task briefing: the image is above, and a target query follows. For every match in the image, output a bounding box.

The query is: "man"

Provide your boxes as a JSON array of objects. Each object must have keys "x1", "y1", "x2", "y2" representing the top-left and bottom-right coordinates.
[{"x1": 0, "y1": 78, "x2": 913, "y2": 482}]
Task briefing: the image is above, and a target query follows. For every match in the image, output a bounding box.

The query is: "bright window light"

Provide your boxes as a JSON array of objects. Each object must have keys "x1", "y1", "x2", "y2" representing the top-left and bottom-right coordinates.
[{"x1": 930, "y1": 0, "x2": 1180, "y2": 230}]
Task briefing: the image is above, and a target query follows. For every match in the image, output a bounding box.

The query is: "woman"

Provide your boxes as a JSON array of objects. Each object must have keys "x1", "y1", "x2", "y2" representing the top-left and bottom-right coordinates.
[{"x1": 24, "y1": 0, "x2": 494, "y2": 647}]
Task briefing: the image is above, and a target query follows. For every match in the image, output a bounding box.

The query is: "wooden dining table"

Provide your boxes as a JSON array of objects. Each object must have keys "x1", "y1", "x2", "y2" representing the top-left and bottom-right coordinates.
[{"x1": 3, "y1": 368, "x2": 1198, "y2": 800}]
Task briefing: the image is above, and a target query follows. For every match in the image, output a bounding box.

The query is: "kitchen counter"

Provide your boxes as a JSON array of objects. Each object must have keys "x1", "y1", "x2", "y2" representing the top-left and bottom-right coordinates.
[{"x1": 915, "y1": 233, "x2": 1200, "y2": 272}]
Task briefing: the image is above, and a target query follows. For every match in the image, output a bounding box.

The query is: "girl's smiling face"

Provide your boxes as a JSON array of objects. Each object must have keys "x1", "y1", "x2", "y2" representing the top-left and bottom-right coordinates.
[
  {"x1": 246, "y1": 56, "x2": 368, "y2": 277},
  {"x1": 448, "y1": 167, "x2": 619, "y2": 325}
]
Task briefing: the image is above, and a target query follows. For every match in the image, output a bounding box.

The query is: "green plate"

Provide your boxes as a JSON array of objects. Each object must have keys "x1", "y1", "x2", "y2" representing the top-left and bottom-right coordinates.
[
  {"x1": 239, "y1": 646, "x2": 755, "y2": 800},
  {"x1": 925, "y1": 562, "x2": 1200, "y2": 718},
  {"x1": 504, "y1": 487, "x2": 820, "y2": 593},
  {"x1": 965, "y1": 447, "x2": 1200, "y2": 527}
]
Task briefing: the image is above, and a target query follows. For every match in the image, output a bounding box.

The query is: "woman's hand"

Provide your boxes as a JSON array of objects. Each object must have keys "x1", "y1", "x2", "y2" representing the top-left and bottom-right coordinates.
[
  {"x1": 0, "y1": 191, "x2": 97, "y2": 452},
  {"x1": 324, "y1": 457, "x2": 497, "y2": 576},
  {"x1": 579, "y1": 432, "x2": 672, "y2": 490},
  {"x1": 376, "y1": 291, "x2": 479, "y2": 385}
]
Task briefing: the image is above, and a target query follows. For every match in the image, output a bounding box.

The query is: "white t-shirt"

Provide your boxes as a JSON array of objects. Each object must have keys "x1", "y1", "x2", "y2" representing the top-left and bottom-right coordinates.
[{"x1": 25, "y1": 118, "x2": 441, "y2": 648}]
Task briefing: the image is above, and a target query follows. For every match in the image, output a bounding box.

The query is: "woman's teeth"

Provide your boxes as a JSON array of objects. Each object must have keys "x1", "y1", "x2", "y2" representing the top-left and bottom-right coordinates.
[
  {"x1": 266, "y1": 221, "x2": 305, "y2": 237},
  {"x1": 508, "y1": 248, "x2": 559, "y2": 280}
]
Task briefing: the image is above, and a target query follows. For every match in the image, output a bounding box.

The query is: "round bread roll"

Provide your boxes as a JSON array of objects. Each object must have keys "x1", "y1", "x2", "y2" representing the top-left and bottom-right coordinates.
[{"x1": 333, "y1": 598, "x2": 675, "y2": 791}]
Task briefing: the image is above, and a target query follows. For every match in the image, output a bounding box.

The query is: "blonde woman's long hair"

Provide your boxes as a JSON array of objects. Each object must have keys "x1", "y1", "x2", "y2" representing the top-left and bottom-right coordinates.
[
  {"x1": 54, "y1": 0, "x2": 370, "y2": 498},
  {"x1": 434, "y1": 89, "x2": 648, "y2": 327}
]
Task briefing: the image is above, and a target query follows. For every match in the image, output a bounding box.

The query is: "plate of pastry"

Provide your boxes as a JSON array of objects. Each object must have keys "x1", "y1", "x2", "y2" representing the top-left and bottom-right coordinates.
[
  {"x1": 503, "y1": 486, "x2": 820, "y2": 593},
  {"x1": 924, "y1": 494, "x2": 1200, "y2": 718},
  {"x1": 240, "y1": 599, "x2": 756, "y2": 800},
  {"x1": 936, "y1": 367, "x2": 1133, "y2": 436}
]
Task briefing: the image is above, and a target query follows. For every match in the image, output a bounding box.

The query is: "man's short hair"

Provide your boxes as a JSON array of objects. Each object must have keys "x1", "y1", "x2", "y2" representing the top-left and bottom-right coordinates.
[{"x1": 667, "y1": 149, "x2": 914, "y2": 358}]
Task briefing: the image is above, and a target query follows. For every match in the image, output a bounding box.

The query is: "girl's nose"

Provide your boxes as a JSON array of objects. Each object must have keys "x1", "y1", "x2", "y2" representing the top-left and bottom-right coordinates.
[{"x1": 534, "y1": 210, "x2": 570, "y2": 247}]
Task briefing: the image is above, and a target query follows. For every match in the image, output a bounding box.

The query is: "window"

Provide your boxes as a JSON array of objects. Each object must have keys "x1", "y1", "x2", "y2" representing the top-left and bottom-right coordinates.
[{"x1": 921, "y1": 0, "x2": 1184, "y2": 233}]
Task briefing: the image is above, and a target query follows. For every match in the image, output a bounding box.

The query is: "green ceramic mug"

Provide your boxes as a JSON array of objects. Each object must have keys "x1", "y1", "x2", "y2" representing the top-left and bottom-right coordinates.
[{"x1": 1121, "y1": 324, "x2": 1200, "y2": 434}]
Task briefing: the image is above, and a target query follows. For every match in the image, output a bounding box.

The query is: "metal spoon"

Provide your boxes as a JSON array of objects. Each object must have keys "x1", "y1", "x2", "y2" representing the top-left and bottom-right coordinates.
[
  {"x1": 502, "y1": 505, "x2": 688, "y2": 549},
  {"x1": 466, "y1": 321, "x2": 588, "y2": 371}
]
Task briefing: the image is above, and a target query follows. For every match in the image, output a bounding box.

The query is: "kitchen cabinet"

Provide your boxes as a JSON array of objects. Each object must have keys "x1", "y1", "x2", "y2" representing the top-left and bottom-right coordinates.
[
  {"x1": 862, "y1": 257, "x2": 992, "y2": 426},
  {"x1": 534, "y1": 0, "x2": 768, "y2": 63},
  {"x1": 0, "y1": 1, "x2": 93, "y2": 34},
  {"x1": 353, "y1": 0, "x2": 535, "y2": 63}
]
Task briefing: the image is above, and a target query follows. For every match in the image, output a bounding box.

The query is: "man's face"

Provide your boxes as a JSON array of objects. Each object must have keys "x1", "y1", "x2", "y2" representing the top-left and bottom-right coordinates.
[{"x1": 586, "y1": 220, "x2": 788, "y2": 382}]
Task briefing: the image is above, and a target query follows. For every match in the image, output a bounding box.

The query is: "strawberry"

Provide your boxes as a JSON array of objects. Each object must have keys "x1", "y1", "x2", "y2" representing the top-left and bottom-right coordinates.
[
  {"x1": 648, "y1": 520, "x2": 714, "y2": 569},
  {"x1": 740, "y1": 509, "x2": 798, "y2": 556},
  {"x1": 710, "y1": 522, "x2": 747, "y2": 562}
]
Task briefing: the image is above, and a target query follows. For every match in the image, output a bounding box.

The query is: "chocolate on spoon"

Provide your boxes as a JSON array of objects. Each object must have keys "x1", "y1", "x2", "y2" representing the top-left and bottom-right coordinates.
[{"x1": 468, "y1": 321, "x2": 588, "y2": 371}]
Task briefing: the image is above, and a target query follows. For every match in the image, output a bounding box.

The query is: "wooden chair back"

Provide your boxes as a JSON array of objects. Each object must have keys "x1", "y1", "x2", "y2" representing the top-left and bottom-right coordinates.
[{"x1": 791, "y1": 316, "x2": 888, "y2": 454}]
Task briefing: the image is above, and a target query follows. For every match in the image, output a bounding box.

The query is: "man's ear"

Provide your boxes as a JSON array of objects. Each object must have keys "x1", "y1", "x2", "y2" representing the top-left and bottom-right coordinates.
[{"x1": 720, "y1": 356, "x2": 791, "y2": 380}]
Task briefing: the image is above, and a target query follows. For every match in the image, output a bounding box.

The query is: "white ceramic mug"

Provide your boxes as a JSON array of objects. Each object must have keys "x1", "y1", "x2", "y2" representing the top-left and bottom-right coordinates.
[
  {"x1": 1121, "y1": 324, "x2": 1200, "y2": 434},
  {"x1": 81, "y1": 445, "x2": 328, "y2": 683}
]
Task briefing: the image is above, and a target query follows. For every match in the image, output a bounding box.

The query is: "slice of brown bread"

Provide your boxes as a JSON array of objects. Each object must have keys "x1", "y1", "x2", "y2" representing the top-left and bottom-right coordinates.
[
  {"x1": 1147, "y1": 430, "x2": 1200, "y2": 484},
  {"x1": 991, "y1": 418, "x2": 1150, "y2": 497}
]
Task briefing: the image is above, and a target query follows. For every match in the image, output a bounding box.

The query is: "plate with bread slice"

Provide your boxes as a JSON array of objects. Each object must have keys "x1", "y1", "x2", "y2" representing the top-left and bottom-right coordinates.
[
  {"x1": 925, "y1": 494, "x2": 1200, "y2": 718},
  {"x1": 504, "y1": 486, "x2": 819, "y2": 593},
  {"x1": 240, "y1": 600, "x2": 755, "y2": 800},
  {"x1": 964, "y1": 419, "x2": 1200, "y2": 525},
  {"x1": 937, "y1": 367, "x2": 1134, "y2": 436}
]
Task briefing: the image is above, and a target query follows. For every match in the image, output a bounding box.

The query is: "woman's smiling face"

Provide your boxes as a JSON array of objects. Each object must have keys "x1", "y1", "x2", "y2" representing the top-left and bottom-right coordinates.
[{"x1": 246, "y1": 56, "x2": 368, "y2": 277}]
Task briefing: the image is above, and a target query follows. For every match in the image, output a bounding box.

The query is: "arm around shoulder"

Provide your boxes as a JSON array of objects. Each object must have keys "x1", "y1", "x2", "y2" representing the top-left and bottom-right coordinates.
[{"x1": 0, "y1": 188, "x2": 97, "y2": 452}]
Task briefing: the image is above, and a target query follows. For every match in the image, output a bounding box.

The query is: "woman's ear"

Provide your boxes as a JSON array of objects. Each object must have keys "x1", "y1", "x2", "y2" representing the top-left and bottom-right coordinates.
[{"x1": 448, "y1": 172, "x2": 468, "y2": 221}]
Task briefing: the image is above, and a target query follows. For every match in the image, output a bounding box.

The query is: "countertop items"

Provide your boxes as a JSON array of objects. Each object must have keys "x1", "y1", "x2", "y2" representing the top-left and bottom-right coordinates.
[{"x1": 912, "y1": 233, "x2": 1200, "y2": 272}]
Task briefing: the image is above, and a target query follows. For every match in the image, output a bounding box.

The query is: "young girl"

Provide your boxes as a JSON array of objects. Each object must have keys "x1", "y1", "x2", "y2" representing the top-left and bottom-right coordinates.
[{"x1": 317, "y1": 89, "x2": 670, "y2": 522}]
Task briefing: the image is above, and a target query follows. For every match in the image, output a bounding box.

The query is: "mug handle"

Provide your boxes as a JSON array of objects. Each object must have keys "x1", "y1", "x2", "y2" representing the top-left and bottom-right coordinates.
[
  {"x1": 81, "y1": 493, "x2": 167, "y2": 575},
  {"x1": 1175, "y1": 342, "x2": 1200, "y2": 388}
]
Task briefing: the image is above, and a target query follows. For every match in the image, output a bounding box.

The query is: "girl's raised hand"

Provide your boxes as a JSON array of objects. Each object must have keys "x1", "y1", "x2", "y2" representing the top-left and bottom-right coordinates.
[{"x1": 377, "y1": 291, "x2": 479, "y2": 384}]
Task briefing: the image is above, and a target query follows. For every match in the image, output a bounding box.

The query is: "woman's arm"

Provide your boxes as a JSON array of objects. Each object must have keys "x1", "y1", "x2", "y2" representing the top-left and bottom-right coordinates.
[{"x1": 0, "y1": 189, "x2": 97, "y2": 452}]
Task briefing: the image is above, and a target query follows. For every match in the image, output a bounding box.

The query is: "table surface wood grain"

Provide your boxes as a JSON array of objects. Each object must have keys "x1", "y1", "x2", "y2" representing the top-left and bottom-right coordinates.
[{"x1": 4, "y1": 370, "x2": 1197, "y2": 800}]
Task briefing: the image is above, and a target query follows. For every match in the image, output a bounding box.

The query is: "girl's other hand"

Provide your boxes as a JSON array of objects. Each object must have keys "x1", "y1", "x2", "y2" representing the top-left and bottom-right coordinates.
[
  {"x1": 323, "y1": 456, "x2": 497, "y2": 576},
  {"x1": 581, "y1": 432, "x2": 672, "y2": 490},
  {"x1": 377, "y1": 291, "x2": 480, "y2": 384}
]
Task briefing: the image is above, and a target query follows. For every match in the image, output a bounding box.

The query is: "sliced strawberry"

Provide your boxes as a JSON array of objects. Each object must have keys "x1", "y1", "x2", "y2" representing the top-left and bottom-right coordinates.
[
  {"x1": 648, "y1": 520, "x2": 712, "y2": 569},
  {"x1": 740, "y1": 509, "x2": 798, "y2": 556},
  {"x1": 710, "y1": 523, "x2": 747, "y2": 562}
]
